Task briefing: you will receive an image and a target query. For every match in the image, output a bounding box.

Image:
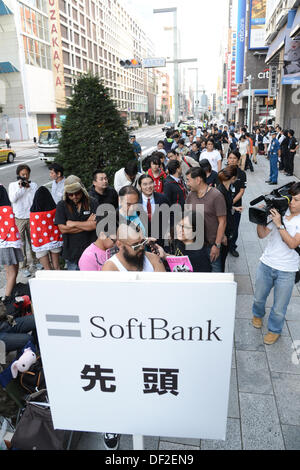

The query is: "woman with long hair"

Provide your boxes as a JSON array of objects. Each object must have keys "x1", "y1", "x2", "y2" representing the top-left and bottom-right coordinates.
[{"x1": 217, "y1": 166, "x2": 242, "y2": 272}]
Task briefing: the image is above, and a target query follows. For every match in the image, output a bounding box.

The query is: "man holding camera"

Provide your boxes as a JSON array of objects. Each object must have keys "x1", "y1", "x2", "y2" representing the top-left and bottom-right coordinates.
[
  {"x1": 8, "y1": 164, "x2": 38, "y2": 277},
  {"x1": 252, "y1": 182, "x2": 300, "y2": 345}
]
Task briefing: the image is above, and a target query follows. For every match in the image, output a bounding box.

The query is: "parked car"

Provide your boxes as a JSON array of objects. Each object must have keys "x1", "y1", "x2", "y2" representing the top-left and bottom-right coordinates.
[
  {"x1": 162, "y1": 122, "x2": 175, "y2": 132},
  {"x1": 0, "y1": 145, "x2": 15, "y2": 164},
  {"x1": 126, "y1": 120, "x2": 139, "y2": 131},
  {"x1": 38, "y1": 129, "x2": 61, "y2": 164}
]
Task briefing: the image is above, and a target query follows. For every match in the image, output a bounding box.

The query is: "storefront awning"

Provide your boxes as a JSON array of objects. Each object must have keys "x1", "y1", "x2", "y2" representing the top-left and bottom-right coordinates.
[
  {"x1": 265, "y1": 25, "x2": 287, "y2": 64},
  {"x1": 0, "y1": 62, "x2": 19, "y2": 73},
  {"x1": 290, "y1": 7, "x2": 300, "y2": 38},
  {"x1": 237, "y1": 89, "x2": 268, "y2": 100},
  {"x1": 0, "y1": 0, "x2": 12, "y2": 15}
]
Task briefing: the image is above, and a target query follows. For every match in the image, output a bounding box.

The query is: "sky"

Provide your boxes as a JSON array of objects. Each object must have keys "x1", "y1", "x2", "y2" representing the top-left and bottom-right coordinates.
[{"x1": 122, "y1": 0, "x2": 229, "y2": 94}]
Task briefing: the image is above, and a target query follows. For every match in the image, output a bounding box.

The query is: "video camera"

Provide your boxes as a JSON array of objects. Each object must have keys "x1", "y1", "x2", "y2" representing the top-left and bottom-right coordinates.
[{"x1": 249, "y1": 182, "x2": 296, "y2": 226}]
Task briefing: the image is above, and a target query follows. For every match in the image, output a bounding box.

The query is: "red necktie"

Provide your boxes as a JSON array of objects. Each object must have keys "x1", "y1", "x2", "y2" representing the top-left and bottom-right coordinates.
[{"x1": 147, "y1": 198, "x2": 152, "y2": 221}]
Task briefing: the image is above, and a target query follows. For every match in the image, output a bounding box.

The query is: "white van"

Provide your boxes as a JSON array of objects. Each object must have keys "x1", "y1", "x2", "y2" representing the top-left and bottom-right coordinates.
[{"x1": 38, "y1": 129, "x2": 61, "y2": 163}]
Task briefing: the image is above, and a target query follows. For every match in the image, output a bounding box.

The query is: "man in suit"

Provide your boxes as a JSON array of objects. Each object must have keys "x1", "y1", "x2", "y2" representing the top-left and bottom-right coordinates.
[{"x1": 138, "y1": 174, "x2": 169, "y2": 246}]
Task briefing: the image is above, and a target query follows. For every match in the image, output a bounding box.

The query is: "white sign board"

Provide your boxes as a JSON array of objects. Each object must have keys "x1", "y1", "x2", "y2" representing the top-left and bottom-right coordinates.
[
  {"x1": 30, "y1": 271, "x2": 236, "y2": 441},
  {"x1": 142, "y1": 58, "x2": 166, "y2": 68}
]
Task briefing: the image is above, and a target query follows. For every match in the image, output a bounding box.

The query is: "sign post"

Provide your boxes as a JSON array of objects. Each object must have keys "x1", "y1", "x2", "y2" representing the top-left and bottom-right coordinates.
[{"x1": 30, "y1": 271, "x2": 236, "y2": 443}]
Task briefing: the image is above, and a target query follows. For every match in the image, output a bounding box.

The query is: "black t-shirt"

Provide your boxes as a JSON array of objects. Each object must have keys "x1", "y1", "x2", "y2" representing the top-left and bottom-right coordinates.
[
  {"x1": 289, "y1": 136, "x2": 298, "y2": 151},
  {"x1": 54, "y1": 198, "x2": 98, "y2": 263},
  {"x1": 206, "y1": 171, "x2": 219, "y2": 188},
  {"x1": 230, "y1": 167, "x2": 247, "y2": 207}
]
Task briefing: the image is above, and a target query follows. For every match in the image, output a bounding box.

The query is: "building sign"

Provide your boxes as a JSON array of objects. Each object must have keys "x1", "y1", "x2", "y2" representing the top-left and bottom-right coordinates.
[
  {"x1": 30, "y1": 271, "x2": 237, "y2": 440},
  {"x1": 236, "y1": 0, "x2": 247, "y2": 84},
  {"x1": 47, "y1": 0, "x2": 66, "y2": 107},
  {"x1": 268, "y1": 65, "x2": 278, "y2": 97},
  {"x1": 249, "y1": 0, "x2": 268, "y2": 50}
]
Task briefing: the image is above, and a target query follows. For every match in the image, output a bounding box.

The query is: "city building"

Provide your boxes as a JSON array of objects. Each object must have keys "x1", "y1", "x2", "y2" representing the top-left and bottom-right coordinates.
[
  {"x1": 265, "y1": 0, "x2": 300, "y2": 176},
  {"x1": 155, "y1": 68, "x2": 170, "y2": 123},
  {"x1": 0, "y1": 0, "x2": 161, "y2": 141}
]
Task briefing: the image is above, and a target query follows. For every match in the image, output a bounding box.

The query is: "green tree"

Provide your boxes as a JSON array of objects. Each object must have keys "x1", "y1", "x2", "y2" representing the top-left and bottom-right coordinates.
[{"x1": 56, "y1": 73, "x2": 135, "y2": 188}]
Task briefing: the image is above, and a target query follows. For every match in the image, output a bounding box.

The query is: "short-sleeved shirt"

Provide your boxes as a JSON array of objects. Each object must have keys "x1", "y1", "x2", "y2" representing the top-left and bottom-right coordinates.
[
  {"x1": 230, "y1": 167, "x2": 247, "y2": 207},
  {"x1": 54, "y1": 198, "x2": 98, "y2": 263},
  {"x1": 186, "y1": 187, "x2": 227, "y2": 245},
  {"x1": 79, "y1": 243, "x2": 106, "y2": 271}
]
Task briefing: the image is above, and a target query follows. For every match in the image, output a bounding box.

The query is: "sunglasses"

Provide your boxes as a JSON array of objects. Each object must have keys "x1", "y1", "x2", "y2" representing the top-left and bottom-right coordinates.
[
  {"x1": 125, "y1": 238, "x2": 149, "y2": 252},
  {"x1": 67, "y1": 190, "x2": 82, "y2": 198}
]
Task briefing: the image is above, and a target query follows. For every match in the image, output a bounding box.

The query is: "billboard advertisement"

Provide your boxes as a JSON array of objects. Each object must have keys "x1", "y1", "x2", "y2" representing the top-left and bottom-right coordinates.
[
  {"x1": 249, "y1": 0, "x2": 268, "y2": 50},
  {"x1": 282, "y1": 9, "x2": 300, "y2": 85},
  {"x1": 236, "y1": 0, "x2": 247, "y2": 84}
]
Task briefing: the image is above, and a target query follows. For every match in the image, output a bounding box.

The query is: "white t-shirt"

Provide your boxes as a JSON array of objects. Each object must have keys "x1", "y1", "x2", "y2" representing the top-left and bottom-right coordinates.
[
  {"x1": 260, "y1": 210, "x2": 300, "y2": 272},
  {"x1": 239, "y1": 140, "x2": 249, "y2": 156},
  {"x1": 200, "y1": 149, "x2": 222, "y2": 172}
]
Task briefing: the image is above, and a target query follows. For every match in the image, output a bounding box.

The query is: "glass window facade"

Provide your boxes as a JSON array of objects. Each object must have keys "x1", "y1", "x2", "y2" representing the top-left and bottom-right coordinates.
[{"x1": 20, "y1": 2, "x2": 51, "y2": 70}]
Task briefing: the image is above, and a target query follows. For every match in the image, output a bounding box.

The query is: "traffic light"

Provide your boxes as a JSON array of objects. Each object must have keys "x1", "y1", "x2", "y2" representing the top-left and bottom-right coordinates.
[{"x1": 120, "y1": 58, "x2": 142, "y2": 69}]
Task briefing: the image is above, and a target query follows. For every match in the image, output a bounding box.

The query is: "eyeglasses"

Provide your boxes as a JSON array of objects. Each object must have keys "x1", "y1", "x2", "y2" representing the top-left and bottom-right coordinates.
[{"x1": 67, "y1": 190, "x2": 82, "y2": 198}]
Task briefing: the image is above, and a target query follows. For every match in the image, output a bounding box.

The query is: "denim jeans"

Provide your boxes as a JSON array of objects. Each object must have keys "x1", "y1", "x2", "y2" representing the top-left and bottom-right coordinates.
[
  {"x1": 0, "y1": 315, "x2": 37, "y2": 353},
  {"x1": 66, "y1": 260, "x2": 80, "y2": 271},
  {"x1": 205, "y1": 246, "x2": 222, "y2": 273},
  {"x1": 252, "y1": 262, "x2": 296, "y2": 334}
]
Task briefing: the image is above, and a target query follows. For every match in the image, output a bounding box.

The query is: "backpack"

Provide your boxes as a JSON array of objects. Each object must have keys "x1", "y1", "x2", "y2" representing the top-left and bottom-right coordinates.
[{"x1": 19, "y1": 357, "x2": 46, "y2": 394}]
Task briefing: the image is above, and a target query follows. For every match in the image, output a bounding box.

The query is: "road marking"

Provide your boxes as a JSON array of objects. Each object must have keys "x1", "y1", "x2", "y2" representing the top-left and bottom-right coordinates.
[{"x1": 0, "y1": 157, "x2": 40, "y2": 171}]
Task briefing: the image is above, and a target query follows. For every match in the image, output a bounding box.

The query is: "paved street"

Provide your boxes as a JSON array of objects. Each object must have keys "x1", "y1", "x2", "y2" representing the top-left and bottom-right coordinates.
[
  {"x1": 0, "y1": 125, "x2": 165, "y2": 190},
  {"x1": 1, "y1": 133, "x2": 300, "y2": 450}
]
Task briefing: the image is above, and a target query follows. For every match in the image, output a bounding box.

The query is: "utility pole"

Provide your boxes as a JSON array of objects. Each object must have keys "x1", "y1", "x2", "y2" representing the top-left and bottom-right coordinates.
[{"x1": 247, "y1": 75, "x2": 253, "y2": 129}]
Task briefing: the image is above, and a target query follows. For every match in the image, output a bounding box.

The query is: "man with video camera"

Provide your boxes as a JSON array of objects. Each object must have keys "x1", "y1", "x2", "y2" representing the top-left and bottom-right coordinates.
[
  {"x1": 8, "y1": 164, "x2": 38, "y2": 277},
  {"x1": 252, "y1": 182, "x2": 300, "y2": 345}
]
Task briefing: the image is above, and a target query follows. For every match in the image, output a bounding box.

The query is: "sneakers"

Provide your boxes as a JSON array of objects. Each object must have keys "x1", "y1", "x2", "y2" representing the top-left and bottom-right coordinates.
[
  {"x1": 252, "y1": 317, "x2": 263, "y2": 329},
  {"x1": 103, "y1": 433, "x2": 120, "y2": 450},
  {"x1": 34, "y1": 263, "x2": 44, "y2": 271},
  {"x1": 22, "y1": 268, "x2": 32, "y2": 278},
  {"x1": 264, "y1": 332, "x2": 280, "y2": 345}
]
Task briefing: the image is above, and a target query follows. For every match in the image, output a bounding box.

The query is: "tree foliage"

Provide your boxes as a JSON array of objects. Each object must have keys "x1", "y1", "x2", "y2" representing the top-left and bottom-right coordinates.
[{"x1": 56, "y1": 73, "x2": 135, "y2": 188}]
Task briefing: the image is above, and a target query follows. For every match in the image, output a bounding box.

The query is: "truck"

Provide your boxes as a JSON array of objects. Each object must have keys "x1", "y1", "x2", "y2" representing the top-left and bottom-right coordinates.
[{"x1": 38, "y1": 129, "x2": 61, "y2": 164}]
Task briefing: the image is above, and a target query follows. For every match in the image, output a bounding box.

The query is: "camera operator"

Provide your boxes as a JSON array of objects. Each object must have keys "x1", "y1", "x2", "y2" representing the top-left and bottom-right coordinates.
[
  {"x1": 8, "y1": 164, "x2": 38, "y2": 277},
  {"x1": 252, "y1": 182, "x2": 300, "y2": 345}
]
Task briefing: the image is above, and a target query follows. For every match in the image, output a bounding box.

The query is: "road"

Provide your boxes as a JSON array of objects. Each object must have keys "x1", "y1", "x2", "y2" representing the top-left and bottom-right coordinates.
[{"x1": 0, "y1": 125, "x2": 165, "y2": 190}]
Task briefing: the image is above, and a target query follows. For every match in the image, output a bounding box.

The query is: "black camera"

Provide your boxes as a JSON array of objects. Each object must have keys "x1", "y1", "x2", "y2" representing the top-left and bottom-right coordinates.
[
  {"x1": 249, "y1": 182, "x2": 296, "y2": 226},
  {"x1": 17, "y1": 176, "x2": 30, "y2": 187}
]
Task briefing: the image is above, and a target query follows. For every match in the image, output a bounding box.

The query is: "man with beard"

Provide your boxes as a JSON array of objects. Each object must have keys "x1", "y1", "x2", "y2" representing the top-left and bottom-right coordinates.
[{"x1": 102, "y1": 223, "x2": 165, "y2": 272}]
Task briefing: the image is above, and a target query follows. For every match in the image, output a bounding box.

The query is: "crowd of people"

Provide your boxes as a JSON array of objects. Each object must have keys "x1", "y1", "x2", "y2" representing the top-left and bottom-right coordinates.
[{"x1": 0, "y1": 120, "x2": 300, "y2": 450}]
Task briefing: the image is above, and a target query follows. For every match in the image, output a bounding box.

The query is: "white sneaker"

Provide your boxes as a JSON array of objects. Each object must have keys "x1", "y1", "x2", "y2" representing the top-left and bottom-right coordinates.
[
  {"x1": 23, "y1": 269, "x2": 31, "y2": 278},
  {"x1": 34, "y1": 263, "x2": 44, "y2": 270}
]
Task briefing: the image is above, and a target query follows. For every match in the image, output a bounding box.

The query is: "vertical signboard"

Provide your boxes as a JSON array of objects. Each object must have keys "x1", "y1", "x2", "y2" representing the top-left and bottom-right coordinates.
[
  {"x1": 236, "y1": 0, "x2": 247, "y2": 84},
  {"x1": 249, "y1": 0, "x2": 268, "y2": 50},
  {"x1": 47, "y1": 0, "x2": 66, "y2": 108},
  {"x1": 30, "y1": 271, "x2": 237, "y2": 441}
]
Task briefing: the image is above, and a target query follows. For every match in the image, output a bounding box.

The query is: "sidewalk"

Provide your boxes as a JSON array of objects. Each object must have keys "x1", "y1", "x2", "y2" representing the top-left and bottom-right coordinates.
[
  {"x1": 77, "y1": 155, "x2": 300, "y2": 451},
  {"x1": 1, "y1": 154, "x2": 300, "y2": 450}
]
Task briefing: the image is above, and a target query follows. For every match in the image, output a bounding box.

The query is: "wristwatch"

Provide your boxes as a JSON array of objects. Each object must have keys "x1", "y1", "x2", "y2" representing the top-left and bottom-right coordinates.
[
  {"x1": 213, "y1": 243, "x2": 221, "y2": 249},
  {"x1": 277, "y1": 225, "x2": 285, "y2": 231}
]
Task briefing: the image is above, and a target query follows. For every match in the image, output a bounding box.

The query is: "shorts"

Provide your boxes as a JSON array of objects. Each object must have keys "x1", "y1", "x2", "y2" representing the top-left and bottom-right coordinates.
[{"x1": 35, "y1": 248, "x2": 62, "y2": 259}]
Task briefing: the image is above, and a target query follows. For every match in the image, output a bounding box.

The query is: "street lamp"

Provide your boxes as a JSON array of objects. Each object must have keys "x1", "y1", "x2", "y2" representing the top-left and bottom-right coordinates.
[{"x1": 153, "y1": 7, "x2": 179, "y2": 125}]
